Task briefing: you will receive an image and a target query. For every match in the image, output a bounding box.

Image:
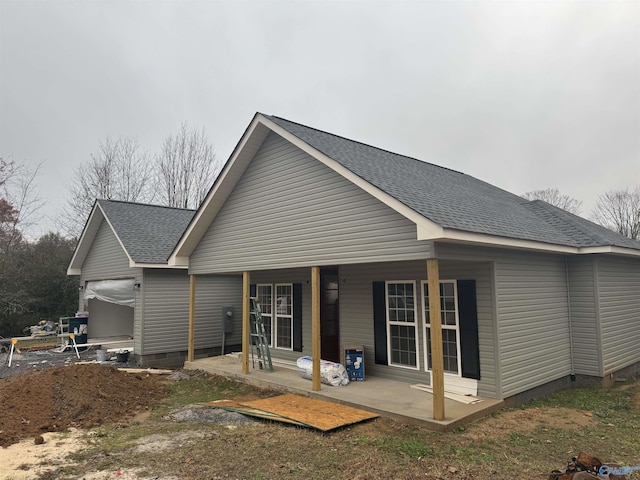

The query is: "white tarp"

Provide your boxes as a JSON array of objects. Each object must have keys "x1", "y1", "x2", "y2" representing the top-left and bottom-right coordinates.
[{"x1": 84, "y1": 279, "x2": 135, "y2": 308}]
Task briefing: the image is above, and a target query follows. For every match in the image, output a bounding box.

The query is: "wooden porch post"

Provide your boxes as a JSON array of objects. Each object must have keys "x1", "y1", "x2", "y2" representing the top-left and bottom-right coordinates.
[
  {"x1": 311, "y1": 266, "x2": 321, "y2": 391},
  {"x1": 427, "y1": 259, "x2": 445, "y2": 421},
  {"x1": 188, "y1": 274, "x2": 196, "y2": 362},
  {"x1": 242, "y1": 271, "x2": 250, "y2": 374}
]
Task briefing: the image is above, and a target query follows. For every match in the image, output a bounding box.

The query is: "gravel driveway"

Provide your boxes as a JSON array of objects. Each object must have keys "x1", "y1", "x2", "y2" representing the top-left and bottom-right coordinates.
[{"x1": 0, "y1": 345, "x2": 133, "y2": 380}]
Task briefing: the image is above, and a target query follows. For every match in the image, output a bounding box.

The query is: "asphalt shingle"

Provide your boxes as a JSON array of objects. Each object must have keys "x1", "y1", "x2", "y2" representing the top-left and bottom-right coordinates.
[{"x1": 97, "y1": 200, "x2": 195, "y2": 264}]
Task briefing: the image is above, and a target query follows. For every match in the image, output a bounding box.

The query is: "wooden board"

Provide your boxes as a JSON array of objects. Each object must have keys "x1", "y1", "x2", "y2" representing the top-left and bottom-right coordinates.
[{"x1": 206, "y1": 394, "x2": 379, "y2": 431}]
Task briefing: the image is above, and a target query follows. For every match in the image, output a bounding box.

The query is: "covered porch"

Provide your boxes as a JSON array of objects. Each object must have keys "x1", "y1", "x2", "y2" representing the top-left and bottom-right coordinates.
[{"x1": 184, "y1": 354, "x2": 504, "y2": 431}]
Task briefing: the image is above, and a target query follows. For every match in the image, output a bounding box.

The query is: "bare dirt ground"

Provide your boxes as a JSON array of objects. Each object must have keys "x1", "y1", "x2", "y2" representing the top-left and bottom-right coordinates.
[{"x1": 0, "y1": 362, "x2": 167, "y2": 447}]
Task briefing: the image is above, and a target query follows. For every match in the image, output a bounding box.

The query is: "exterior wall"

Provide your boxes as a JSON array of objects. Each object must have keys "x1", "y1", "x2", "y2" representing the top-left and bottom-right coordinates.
[
  {"x1": 141, "y1": 270, "x2": 243, "y2": 356},
  {"x1": 567, "y1": 256, "x2": 602, "y2": 376},
  {"x1": 252, "y1": 260, "x2": 498, "y2": 398},
  {"x1": 79, "y1": 220, "x2": 139, "y2": 282},
  {"x1": 78, "y1": 219, "x2": 143, "y2": 351},
  {"x1": 437, "y1": 243, "x2": 572, "y2": 399},
  {"x1": 597, "y1": 256, "x2": 640, "y2": 375},
  {"x1": 86, "y1": 299, "x2": 133, "y2": 338},
  {"x1": 190, "y1": 133, "x2": 432, "y2": 274}
]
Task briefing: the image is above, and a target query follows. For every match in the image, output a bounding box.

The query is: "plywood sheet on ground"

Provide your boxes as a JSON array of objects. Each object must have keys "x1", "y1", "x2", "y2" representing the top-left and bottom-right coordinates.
[
  {"x1": 206, "y1": 399, "x2": 308, "y2": 427},
  {"x1": 206, "y1": 394, "x2": 379, "y2": 431}
]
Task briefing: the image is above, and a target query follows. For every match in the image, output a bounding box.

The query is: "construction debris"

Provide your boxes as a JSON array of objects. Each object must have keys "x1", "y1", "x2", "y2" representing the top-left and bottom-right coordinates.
[{"x1": 548, "y1": 452, "x2": 632, "y2": 480}]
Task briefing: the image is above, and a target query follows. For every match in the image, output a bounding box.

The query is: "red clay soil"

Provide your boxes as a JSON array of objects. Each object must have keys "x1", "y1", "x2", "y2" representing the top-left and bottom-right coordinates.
[{"x1": 0, "y1": 364, "x2": 167, "y2": 447}]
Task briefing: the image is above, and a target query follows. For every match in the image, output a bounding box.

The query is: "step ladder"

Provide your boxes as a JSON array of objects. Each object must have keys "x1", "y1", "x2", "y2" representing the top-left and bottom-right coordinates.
[{"x1": 250, "y1": 297, "x2": 273, "y2": 371}]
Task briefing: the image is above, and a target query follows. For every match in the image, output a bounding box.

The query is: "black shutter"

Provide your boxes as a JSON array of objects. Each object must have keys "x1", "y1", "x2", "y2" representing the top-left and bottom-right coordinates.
[
  {"x1": 372, "y1": 281, "x2": 388, "y2": 365},
  {"x1": 250, "y1": 284, "x2": 256, "y2": 297},
  {"x1": 457, "y1": 279, "x2": 480, "y2": 380},
  {"x1": 293, "y1": 283, "x2": 303, "y2": 352}
]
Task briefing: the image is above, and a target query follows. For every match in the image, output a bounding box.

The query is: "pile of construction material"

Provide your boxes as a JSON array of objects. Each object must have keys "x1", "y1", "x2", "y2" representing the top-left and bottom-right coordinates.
[{"x1": 549, "y1": 452, "x2": 637, "y2": 480}]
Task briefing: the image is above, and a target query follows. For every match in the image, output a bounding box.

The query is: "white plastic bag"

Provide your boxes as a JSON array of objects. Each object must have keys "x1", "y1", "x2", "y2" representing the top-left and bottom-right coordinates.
[{"x1": 296, "y1": 356, "x2": 350, "y2": 386}]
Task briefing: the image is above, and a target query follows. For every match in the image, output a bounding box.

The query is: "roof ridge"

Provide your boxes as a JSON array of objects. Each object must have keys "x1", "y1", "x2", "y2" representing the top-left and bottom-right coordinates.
[
  {"x1": 97, "y1": 198, "x2": 196, "y2": 212},
  {"x1": 266, "y1": 114, "x2": 466, "y2": 177}
]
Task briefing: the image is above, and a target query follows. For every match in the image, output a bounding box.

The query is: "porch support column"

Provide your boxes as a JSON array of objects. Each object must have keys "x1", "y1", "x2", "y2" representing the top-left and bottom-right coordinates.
[
  {"x1": 187, "y1": 274, "x2": 196, "y2": 362},
  {"x1": 311, "y1": 266, "x2": 321, "y2": 391},
  {"x1": 427, "y1": 259, "x2": 445, "y2": 421},
  {"x1": 242, "y1": 271, "x2": 250, "y2": 374}
]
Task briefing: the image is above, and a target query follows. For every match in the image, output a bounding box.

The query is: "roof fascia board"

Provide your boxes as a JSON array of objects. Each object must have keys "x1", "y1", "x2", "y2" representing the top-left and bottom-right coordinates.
[
  {"x1": 66, "y1": 204, "x2": 104, "y2": 275},
  {"x1": 130, "y1": 262, "x2": 188, "y2": 269},
  {"x1": 432, "y1": 228, "x2": 579, "y2": 254},
  {"x1": 169, "y1": 113, "x2": 270, "y2": 266},
  {"x1": 578, "y1": 245, "x2": 640, "y2": 257},
  {"x1": 430, "y1": 229, "x2": 640, "y2": 257}
]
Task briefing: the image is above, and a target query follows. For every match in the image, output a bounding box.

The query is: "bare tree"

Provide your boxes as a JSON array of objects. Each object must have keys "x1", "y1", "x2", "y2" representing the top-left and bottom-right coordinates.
[
  {"x1": 156, "y1": 123, "x2": 220, "y2": 209},
  {"x1": 0, "y1": 157, "x2": 43, "y2": 237},
  {"x1": 591, "y1": 187, "x2": 640, "y2": 240},
  {"x1": 522, "y1": 188, "x2": 582, "y2": 214},
  {"x1": 0, "y1": 156, "x2": 43, "y2": 269},
  {"x1": 59, "y1": 136, "x2": 154, "y2": 237}
]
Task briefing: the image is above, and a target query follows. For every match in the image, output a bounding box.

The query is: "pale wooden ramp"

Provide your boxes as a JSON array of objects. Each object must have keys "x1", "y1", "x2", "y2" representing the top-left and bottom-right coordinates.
[{"x1": 205, "y1": 393, "x2": 379, "y2": 432}]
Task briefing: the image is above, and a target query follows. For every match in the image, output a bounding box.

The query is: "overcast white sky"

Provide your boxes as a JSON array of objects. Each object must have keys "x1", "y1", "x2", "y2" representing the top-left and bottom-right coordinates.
[{"x1": 1, "y1": 0, "x2": 638, "y2": 237}]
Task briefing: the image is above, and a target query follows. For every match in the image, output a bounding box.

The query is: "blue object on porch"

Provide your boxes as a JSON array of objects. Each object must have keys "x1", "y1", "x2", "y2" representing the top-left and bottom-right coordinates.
[{"x1": 345, "y1": 347, "x2": 365, "y2": 381}]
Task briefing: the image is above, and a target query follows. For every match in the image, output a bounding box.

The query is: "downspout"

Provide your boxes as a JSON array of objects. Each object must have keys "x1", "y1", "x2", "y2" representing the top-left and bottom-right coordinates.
[{"x1": 565, "y1": 256, "x2": 576, "y2": 380}]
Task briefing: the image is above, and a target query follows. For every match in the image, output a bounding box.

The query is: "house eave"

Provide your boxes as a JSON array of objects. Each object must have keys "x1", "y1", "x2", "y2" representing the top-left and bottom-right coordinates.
[
  {"x1": 578, "y1": 245, "x2": 640, "y2": 257},
  {"x1": 168, "y1": 255, "x2": 190, "y2": 268},
  {"x1": 130, "y1": 261, "x2": 189, "y2": 269},
  {"x1": 423, "y1": 228, "x2": 640, "y2": 257}
]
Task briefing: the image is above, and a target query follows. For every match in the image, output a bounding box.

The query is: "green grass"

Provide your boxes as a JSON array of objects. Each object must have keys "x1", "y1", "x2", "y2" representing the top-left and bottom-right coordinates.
[{"x1": 41, "y1": 373, "x2": 640, "y2": 480}]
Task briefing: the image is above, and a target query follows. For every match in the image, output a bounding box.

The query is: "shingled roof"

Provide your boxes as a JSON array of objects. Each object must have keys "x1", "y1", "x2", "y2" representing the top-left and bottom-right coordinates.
[
  {"x1": 96, "y1": 200, "x2": 195, "y2": 264},
  {"x1": 266, "y1": 115, "x2": 640, "y2": 251}
]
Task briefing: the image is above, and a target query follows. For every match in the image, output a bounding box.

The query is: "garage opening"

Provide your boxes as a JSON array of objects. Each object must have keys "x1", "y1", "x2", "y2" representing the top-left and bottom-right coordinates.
[{"x1": 84, "y1": 279, "x2": 135, "y2": 342}]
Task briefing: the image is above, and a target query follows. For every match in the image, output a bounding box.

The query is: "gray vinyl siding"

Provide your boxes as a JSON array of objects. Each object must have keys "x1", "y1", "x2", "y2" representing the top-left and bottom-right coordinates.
[
  {"x1": 252, "y1": 261, "x2": 497, "y2": 398},
  {"x1": 190, "y1": 133, "x2": 432, "y2": 274},
  {"x1": 142, "y1": 270, "x2": 242, "y2": 355},
  {"x1": 597, "y1": 256, "x2": 640, "y2": 375},
  {"x1": 194, "y1": 274, "x2": 243, "y2": 353},
  {"x1": 79, "y1": 220, "x2": 142, "y2": 351},
  {"x1": 80, "y1": 220, "x2": 139, "y2": 282},
  {"x1": 437, "y1": 243, "x2": 572, "y2": 399},
  {"x1": 567, "y1": 256, "x2": 602, "y2": 376}
]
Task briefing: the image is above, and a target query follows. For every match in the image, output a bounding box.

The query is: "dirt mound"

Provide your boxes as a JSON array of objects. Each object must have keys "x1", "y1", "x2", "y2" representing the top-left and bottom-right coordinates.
[{"x1": 0, "y1": 364, "x2": 167, "y2": 447}]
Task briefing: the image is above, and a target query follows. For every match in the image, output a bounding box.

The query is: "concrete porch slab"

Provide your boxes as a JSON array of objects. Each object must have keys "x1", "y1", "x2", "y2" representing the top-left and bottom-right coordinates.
[{"x1": 184, "y1": 354, "x2": 504, "y2": 431}]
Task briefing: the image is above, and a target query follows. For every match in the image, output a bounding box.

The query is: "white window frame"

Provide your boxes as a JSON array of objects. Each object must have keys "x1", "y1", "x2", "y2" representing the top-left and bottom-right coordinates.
[
  {"x1": 256, "y1": 284, "x2": 273, "y2": 347},
  {"x1": 274, "y1": 283, "x2": 293, "y2": 350},
  {"x1": 422, "y1": 280, "x2": 461, "y2": 376},
  {"x1": 385, "y1": 280, "x2": 420, "y2": 370},
  {"x1": 421, "y1": 280, "x2": 478, "y2": 396},
  {"x1": 257, "y1": 283, "x2": 294, "y2": 351}
]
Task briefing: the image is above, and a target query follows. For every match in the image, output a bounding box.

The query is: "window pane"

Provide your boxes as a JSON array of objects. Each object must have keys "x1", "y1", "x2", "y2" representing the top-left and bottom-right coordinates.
[
  {"x1": 276, "y1": 285, "x2": 292, "y2": 316},
  {"x1": 442, "y1": 282, "x2": 454, "y2": 297},
  {"x1": 276, "y1": 316, "x2": 292, "y2": 349},
  {"x1": 426, "y1": 327, "x2": 458, "y2": 374},
  {"x1": 390, "y1": 324, "x2": 416, "y2": 367}
]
